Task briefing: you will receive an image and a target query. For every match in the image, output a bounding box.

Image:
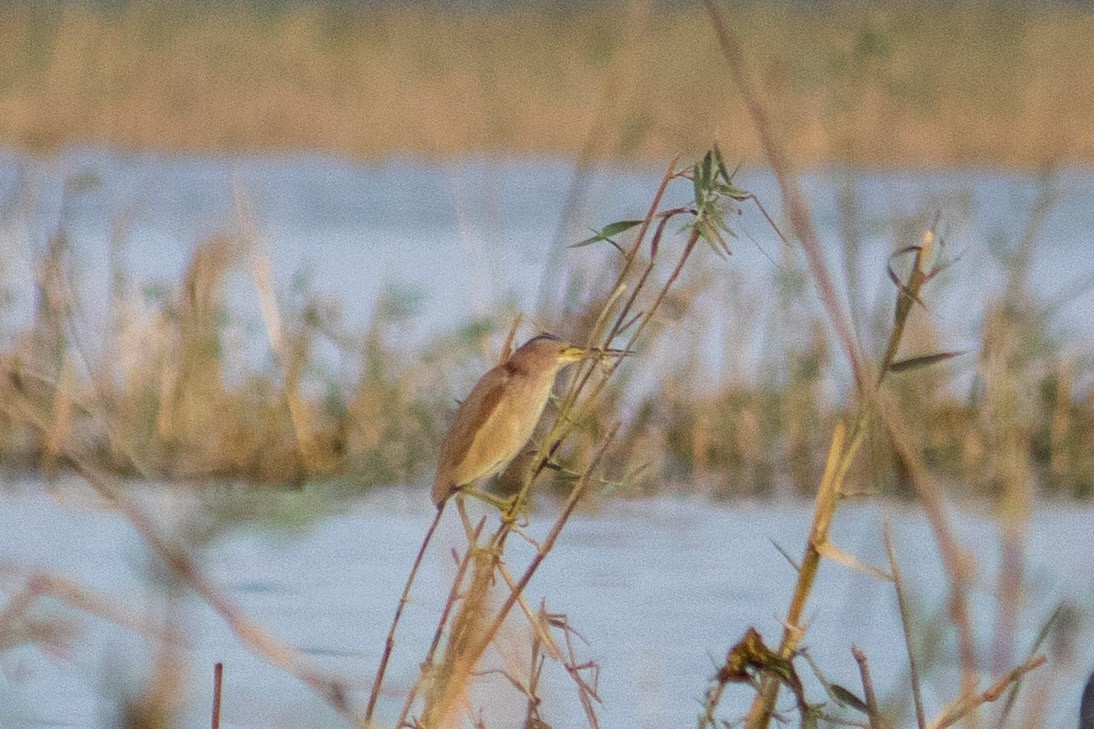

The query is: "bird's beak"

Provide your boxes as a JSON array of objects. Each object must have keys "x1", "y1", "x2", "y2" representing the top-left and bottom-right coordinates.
[
  {"x1": 559, "y1": 345, "x2": 593, "y2": 363},
  {"x1": 559, "y1": 345, "x2": 634, "y2": 363}
]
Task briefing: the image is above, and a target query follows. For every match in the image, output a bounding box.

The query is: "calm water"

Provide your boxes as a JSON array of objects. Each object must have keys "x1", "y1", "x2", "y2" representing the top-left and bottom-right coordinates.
[{"x1": 0, "y1": 484, "x2": 1091, "y2": 728}]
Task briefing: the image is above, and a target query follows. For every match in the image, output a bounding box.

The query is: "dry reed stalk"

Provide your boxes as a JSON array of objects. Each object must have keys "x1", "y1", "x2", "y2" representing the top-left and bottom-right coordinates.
[
  {"x1": 420, "y1": 542, "x2": 501, "y2": 728},
  {"x1": 417, "y1": 424, "x2": 618, "y2": 729},
  {"x1": 885, "y1": 523, "x2": 927, "y2": 729},
  {"x1": 701, "y1": 0, "x2": 864, "y2": 392},
  {"x1": 415, "y1": 157, "x2": 731, "y2": 729},
  {"x1": 732, "y1": 232, "x2": 940, "y2": 727},
  {"x1": 235, "y1": 184, "x2": 321, "y2": 476},
  {"x1": 697, "y1": 5, "x2": 989, "y2": 724},
  {"x1": 68, "y1": 457, "x2": 355, "y2": 721},
  {"x1": 364, "y1": 501, "x2": 449, "y2": 727},
  {"x1": 394, "y1": 519, "x2": 486, "y2": 729},
  {"x1": 851, "y1": 645, "x2": 882, "y2": 729}
]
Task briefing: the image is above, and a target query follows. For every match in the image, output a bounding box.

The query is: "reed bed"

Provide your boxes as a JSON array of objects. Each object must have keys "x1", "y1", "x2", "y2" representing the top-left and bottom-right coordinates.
[
  {"x1": 0, "y1": 188, "x2": 1089, "y2": 503},
  {"x1": 1, "y1": 1, "x2": 1094, "y2": 166}
]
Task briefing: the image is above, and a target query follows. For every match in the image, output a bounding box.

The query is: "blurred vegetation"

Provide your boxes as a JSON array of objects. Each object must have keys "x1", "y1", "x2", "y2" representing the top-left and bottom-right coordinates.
[
  {"x1": 0, "y1": 0, "x2": 1092, "y2": 165},
  {"x1": 0, "y1": 162, "x2": 1091, "y2": 507}
]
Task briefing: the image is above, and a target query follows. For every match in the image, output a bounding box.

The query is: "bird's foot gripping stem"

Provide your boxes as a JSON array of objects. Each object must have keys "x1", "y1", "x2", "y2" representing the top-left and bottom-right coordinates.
[{"x1": 462, "y1": 488, "x2": 528, "y2": 525}]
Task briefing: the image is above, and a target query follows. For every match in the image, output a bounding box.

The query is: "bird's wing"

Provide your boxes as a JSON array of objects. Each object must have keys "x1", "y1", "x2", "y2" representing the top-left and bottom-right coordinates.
[{"x1": 432, "y1": 365, "x2": 511, "y2": 502}]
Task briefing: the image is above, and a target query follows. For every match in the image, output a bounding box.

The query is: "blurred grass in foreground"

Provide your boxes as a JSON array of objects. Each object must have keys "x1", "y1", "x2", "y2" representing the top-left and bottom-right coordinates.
[{"x1": 0, "y1": 0, "x2": 1092, "y2": 166}]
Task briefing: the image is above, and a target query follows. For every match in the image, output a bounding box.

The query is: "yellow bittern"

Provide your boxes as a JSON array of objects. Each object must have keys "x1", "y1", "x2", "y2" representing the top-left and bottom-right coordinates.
[
  {"x1": 367, "y1": 333, "x2": 600, "y2": 722},
  {"x1": 432, "y1": 332, "x2": 591, "y2": 506}
]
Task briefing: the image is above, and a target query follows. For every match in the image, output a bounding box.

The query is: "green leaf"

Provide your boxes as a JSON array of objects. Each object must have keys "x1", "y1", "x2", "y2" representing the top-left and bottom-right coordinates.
[
  {"x1": 828, "y1": 684, "x2": 870, "y2": 714},
  {"x1": 693, "y1": 166, "x2": 703, "y2": 210},
  {"x1": 694, "y1": 221, "x2": 727, "y2": 259},
  {"x1": 715, "y1": 182, "x2": 750, "y2": 201},
  {"x1": 713, "y1": 144, "x2": 731, "y2": 183},
  {"x1": 887, "y1": 350, "x2": 966, "y2": 373},
  {"x1": 598, "y1": 219, "x2": 646, "y2": 238},
  {"x1": 570, "y1": 219, "x2": 645, "y2": 248},
  {"x1": 700, "y1": 150, "x2": 713, "y2": 188}
]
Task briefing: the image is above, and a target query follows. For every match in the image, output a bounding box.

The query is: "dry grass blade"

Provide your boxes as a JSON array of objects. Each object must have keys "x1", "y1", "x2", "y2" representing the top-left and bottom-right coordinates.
[{"x1": 885, "y1": 523, "x2": 927, "y2": 729}]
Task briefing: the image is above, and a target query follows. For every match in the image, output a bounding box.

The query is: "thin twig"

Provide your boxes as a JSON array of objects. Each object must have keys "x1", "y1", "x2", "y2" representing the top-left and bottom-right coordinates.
[
  {"x1": 851, "y1": 645, "x2": 881, "y2": 729},
  {"x1": 211, "y1": 662, "x2": 224, "y2": 729},
  {"x1": 364, "y1": 501, "x2": 448, "y2": 728},
  {"x1": 885, "y1": 523, "x2": 926, "y2": 729},
  {"x1": 926, "y1": 655, "x2": 1046, "y2": 729}
]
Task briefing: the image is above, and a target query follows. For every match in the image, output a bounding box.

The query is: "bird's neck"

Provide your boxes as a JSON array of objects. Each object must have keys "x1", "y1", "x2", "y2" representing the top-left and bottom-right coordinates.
[{"x1": 503, "y1": 358, "x2": 534, "y2": 377}]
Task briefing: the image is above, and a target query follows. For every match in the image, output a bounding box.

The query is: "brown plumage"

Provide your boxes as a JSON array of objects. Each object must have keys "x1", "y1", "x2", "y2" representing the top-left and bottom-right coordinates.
[{"x1": 431, "y1": 333, "x2": 588, "y2": 505}]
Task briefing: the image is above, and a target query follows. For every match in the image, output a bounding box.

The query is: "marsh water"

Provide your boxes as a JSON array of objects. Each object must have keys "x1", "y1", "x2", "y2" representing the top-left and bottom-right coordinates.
[
  {"x1": 1, "y1": 483, "x2": 1093, "y2": 729},
  {"x1": 1, "y1": 152, "x2": 1094, "y2": 727}
]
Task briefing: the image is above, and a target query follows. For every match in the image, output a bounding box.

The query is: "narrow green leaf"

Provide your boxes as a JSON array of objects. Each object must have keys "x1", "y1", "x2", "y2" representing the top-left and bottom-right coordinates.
[
  {"x1": 769, "y1": 539, "x2": 801, "y2": 572},
  {"x1": 570, "y1": 235, "x2": 610, "y2": 248},
  {"x1": 713, "y1": 144, "x2": 731, "y2": 183},
  {"x1": 888, "y1": 350, "x2": 966, "y2": 373},
  {"x1": 570, "y1": 219, "x2": 644, "y2": 248},
  {"x1": 716, "y1": 183, "x2": 751, "y2": 201},
  {"x1": 700, "y1": 150, "x2": 713, "y2": 187},
  {"x1": 598, "y1": 219, "x2": 645, "y2": 238},
  {"x1": 828, "y1": 684, "x2": 870, "y2": 714}
]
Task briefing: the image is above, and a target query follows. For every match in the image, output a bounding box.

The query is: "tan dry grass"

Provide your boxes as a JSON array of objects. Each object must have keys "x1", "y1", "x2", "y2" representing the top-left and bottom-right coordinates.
[{"x1": 1, "y1": 2, "x2": 1094, "y2": 165}]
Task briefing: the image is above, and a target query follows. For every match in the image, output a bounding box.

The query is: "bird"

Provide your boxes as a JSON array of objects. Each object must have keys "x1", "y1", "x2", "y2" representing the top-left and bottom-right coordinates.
[
  {"x1": 431, "y1": 333, "x2": 592, "y2": 507},
  {"x1": 366, "y1": 332, "x2": 609, "y2": 723}
]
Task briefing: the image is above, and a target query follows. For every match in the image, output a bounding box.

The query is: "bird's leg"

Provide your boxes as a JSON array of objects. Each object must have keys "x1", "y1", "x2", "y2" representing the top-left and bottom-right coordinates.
[
  {"x1": 461, "y1": 487, "x2": 517, "y2": 513},
  {"x1": 460, "y1": 488, "x2": 532, "y2": 526}
]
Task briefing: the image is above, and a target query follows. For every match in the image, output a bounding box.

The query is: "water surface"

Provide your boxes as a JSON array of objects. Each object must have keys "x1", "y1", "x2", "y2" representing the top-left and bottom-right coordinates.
[{"x1": 0, "y1": 483, "x2": 1091, "y2": 728}]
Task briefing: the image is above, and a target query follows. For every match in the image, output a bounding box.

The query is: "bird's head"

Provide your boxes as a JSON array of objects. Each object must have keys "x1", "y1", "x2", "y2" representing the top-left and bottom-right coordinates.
[
  {"x1": 507, "y1": 333, "x2": 592, "y2": 375},
  {"x1": 513, "y1": 332, "x2": 633, "y2": 369}
]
